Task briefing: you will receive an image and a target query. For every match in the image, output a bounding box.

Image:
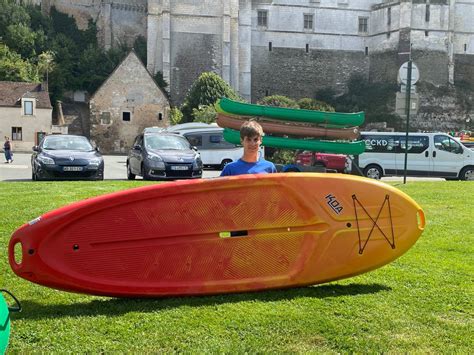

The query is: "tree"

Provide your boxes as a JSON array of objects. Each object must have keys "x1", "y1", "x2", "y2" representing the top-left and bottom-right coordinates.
[
  {"x1": 257, "y1": 95, "x2": 298, "y2": 108},
  {"x1": 169, "y1": 107, "x2": 183, "y2": 125},
  {"x1": 153, "y1": 71, "x2": 169, "y2": 96},
  {"x1": 37, "y1": 50, "x2": 55, "y2": 85},
  {"x1": 0, "y1": 43, "x2": 38, "y2": 82},
  {"x1": 181, "y1": 72, "x2": 240, "y2": 122},
  {"x1": 192, "y1": 105, "x2": 217, "y2": 124},
  {"x1": 133, "y1": 36, "x2": 147, "y2": 65},
  {"x1": 297, "y1": 98, "x2": 335, "y2": 112},
  {"x1": 4, "y1": 23, "x2": 37, "y2": 58}
]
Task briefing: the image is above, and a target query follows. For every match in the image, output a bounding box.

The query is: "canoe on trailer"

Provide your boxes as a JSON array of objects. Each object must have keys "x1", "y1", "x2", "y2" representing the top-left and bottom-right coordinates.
[
  {"x1": 216, "y1": 113, "x2": 360, "y2": 140},
  {"x1": 223, "y1": 128, "x2": 366, "y2": 155},
  {"x1": 9, "y1": 174, "x2": 424, "y2": 298},
  {"x1": 218, "y1": 98, "x2": 365, "y2": 127}
]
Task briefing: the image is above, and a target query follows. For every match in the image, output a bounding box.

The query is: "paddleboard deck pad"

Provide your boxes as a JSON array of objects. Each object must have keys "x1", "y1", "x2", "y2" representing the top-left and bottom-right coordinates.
[{"x1": 9, "y1": 174, "x2": 425, "y2": 298}]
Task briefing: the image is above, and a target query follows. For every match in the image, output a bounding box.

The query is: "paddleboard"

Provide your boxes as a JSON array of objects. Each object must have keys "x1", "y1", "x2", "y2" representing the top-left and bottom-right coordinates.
[
  {"x1": 216, "y1": 113, "x2": 360, "y2": 140},
  {"x1": 0, "y1": 295, "x2": 9, "y2": 354},
  {"x1": 218, "y1": 98, "x2": 365, "y2": 127},
  {"x1": 9, "y1": 174, "x2": 424, "y2": 298},
  {"x1": 223, "y1": 128, "x2": 366, "y2": 155}
]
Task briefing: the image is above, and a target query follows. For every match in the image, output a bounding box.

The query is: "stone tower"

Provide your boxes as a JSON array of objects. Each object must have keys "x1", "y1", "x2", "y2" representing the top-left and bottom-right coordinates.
[{"x1": 146, "y1": 0, "x2": 248, "y2": 104}]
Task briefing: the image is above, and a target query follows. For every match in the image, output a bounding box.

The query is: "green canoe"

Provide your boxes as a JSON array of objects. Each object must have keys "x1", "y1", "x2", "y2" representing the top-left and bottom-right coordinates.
[
  {"x1": 223, "y1": 128, "x2": 365, "y2": 155},
  {"x1": 218, "y1": 98, "x2": 365, "y2": 127},
  {"x1": 0, "y1": 294, "x2": 10, "y2": 354}
]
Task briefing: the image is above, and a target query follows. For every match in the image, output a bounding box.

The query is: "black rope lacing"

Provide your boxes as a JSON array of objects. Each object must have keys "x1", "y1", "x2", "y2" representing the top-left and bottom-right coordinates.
[{"x1": 352, "y1": 194, "x2": 396, "y2": 254}]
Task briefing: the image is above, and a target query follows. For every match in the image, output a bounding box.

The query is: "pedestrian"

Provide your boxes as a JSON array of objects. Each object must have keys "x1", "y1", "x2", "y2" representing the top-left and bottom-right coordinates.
[
  {"x1": 220, "y1": 120, "x2": 276, "y2": 176},
  {"x1": 4, "y1": 136, "x2": 13, "y2": 163}
]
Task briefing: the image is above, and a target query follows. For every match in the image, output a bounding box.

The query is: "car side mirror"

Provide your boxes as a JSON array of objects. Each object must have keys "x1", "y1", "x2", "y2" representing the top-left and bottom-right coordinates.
[
  {"x1": 95, "y1": 146, "x2": 100, "y2": 153},
  {"x1": 33, "y1": 146, "x2": 39, "y2": 152},
  {"x1": 192, "y1": 146, "x2": 198, "y2": 151},
  {"x1": 133, "y1": 145, "x2": 142, "y2": 151}
]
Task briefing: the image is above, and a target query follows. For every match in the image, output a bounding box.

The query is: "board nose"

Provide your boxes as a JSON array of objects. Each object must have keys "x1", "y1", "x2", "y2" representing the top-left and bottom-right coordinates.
[{"x1": 8, "y1": 227, "x2": 33, "y2": 274}]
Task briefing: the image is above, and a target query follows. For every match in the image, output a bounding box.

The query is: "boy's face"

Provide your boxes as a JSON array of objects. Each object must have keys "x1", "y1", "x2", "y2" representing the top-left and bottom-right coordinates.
[{"x1": 241, "y1": 135, "x2": 262, "y2": 154}]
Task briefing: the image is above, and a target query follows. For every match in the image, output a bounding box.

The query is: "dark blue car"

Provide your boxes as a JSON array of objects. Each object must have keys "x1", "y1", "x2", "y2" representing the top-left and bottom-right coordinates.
[
  {"x1": 31, "y1": 135, "x2": 104, "y2": 181},
  {"x1": 127, "y1": 132, "x2": 202, "y2": 180}
]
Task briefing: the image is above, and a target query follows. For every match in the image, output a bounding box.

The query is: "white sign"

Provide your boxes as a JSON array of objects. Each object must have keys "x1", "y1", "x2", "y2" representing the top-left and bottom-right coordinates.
[{"x1": 399, "y1": 62, "x2": 420, "y2": 86}]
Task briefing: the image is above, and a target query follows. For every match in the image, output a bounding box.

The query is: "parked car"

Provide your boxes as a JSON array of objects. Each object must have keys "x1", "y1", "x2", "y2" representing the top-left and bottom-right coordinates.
[
  {"x1": 127, "y1": 132, "x2": 202, "y2": 180},
  {"x1": 295, "y1": 151, "x2": 348, "y2": 173},
  {"x1": 32, "y1": 134, "x2": 104, "y2": 180}
]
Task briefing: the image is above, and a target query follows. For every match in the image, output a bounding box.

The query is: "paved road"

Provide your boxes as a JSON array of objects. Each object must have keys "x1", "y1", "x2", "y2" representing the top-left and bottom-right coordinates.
[
  {"x1": 0, "y1": 153, "x2": 222, "y2": 181},
  {"x1": 1, "y1": 153, "x2": 444, "y2": 182}
]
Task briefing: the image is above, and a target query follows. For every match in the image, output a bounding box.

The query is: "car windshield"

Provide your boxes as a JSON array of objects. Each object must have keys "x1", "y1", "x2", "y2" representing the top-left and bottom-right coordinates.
[
  {"x1": 42, "y1": 136, "x2": 93, "y2": 151},
  {"x1": 145, "y1": 135, "x2": 190, "y2": 150}
]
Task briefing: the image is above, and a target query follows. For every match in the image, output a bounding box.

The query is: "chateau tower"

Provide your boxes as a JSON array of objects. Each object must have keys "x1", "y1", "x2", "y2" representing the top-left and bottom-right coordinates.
[{"x1": 146, "y1": 0, "x2": 247, "y2": 103}]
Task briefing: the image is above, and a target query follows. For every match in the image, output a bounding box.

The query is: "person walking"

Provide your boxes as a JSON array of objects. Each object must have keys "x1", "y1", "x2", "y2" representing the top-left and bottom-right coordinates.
[{"x1": 4, "y1": 136, "x2": 13, "y2": 163}]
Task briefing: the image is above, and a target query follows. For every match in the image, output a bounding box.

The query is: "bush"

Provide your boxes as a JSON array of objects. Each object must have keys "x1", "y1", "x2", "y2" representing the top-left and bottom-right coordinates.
[
  {"x1": 257, "y1": 95, "x2": 298, "y2": 108},
  {"x1": 297, "y1": 98, "x2": 335, "y2": 112},
  {"x1": 169, "y1": 107, "x2": 183, "y2": 125},
  {"x1": 192, "y1": 105, "x2": 217, "y2": 124},
  {"x1": 181, "y1": 72, "x2": 240, "y2": 122}
]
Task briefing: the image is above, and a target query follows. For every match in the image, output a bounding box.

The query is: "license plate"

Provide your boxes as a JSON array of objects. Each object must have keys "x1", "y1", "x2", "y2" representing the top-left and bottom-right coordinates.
[
  {"x1": 63, "y1": 166, "x2": 83, "y2": 172},
  {"x1": 171, "y1": 165, "x2": 188, "y2": 171}
]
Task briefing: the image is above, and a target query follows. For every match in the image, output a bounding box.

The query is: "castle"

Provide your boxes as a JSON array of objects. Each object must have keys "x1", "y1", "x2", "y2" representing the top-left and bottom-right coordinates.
[{"x1": 35, "y1": 0, "x2": 474, "y2": 130}]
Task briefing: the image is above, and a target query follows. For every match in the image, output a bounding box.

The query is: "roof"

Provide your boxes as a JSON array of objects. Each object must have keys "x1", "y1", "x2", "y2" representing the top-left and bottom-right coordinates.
[{"x1": 0, "y1": 81, "x2": 52, "y2": 109}]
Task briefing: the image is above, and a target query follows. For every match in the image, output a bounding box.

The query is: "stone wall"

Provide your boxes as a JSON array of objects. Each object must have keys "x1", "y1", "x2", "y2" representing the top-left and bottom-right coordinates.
[
  {"x1": 90, "y1": 52, "x2": 170, "y2": 154},
  {"x1": 170, "y1": 32, "x2": 223, "y2": 104},
  {"x1": 251, "y1": 47, "x2": 369, "y2": 102}
]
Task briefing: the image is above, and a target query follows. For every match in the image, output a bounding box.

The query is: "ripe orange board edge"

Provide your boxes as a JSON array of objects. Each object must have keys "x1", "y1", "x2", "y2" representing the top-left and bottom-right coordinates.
[{"x1": 9, "y1": 173, "x2": 425, "y2": 297}]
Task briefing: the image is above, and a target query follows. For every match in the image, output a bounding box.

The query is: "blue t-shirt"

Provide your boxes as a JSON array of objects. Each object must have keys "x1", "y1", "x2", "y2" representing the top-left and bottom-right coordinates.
[{"x1": 220, "y1": 158, "x2": 277, "y2": 176}]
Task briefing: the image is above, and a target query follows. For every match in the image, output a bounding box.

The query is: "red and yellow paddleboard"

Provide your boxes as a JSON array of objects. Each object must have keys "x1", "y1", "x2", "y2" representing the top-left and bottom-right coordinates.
[{"x1": 9, "y1": 174, "x2": 425, "y2": 298}]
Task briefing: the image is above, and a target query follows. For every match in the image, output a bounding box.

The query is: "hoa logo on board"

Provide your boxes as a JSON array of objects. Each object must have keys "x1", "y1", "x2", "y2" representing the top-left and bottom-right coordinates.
[{"x1": 325, "y1": 194, "x2": 343, "y2": 214}]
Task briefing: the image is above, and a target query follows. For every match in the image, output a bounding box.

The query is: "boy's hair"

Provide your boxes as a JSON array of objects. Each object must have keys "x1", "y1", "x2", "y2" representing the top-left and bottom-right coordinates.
[{"x1": 240, "y1": 120, "x2": 264, "y2": 140}]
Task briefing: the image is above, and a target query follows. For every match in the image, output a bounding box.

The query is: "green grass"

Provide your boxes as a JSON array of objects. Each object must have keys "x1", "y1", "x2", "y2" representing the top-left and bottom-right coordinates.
[{"x1": 0, "y1": 181, "x2": 472, "y2": 352}]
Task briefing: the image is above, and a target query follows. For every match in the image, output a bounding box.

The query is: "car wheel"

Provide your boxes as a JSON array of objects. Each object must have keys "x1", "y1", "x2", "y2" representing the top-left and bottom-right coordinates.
[
  {"x1": 141, "y1": 164, "x2": 152, "y2": 180},
  {"x1": 364, "y1": 164, "x2": 383, "y2": 180},
  {"x1": 127, "y1": 162, "x2": 135, "y2": 180},
  {"x1": 220, "y1": 159, "x2": 232, "y2": 170},
  {"x1": 459, "y1": 166, "x2": 474, "y2": 181}
]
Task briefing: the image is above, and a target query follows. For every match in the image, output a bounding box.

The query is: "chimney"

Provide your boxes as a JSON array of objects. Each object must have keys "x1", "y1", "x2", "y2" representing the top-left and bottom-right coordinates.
[
  {"x1": 57, "y1": 100, "x2": 65, "y2": 126},
  {"x1": 41, "y1": 80, "x2": 49, "y2": 92}
]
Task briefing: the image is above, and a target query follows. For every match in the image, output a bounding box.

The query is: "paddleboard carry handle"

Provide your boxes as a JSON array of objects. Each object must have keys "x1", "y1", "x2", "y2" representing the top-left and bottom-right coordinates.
[{"x1": 0, "y1": 290, "x2": 21, "y2": 313}]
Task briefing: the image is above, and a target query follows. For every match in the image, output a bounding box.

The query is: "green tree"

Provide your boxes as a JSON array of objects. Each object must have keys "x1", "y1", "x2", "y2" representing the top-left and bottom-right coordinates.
[
  {"x1": 153, "y1": 71, "x2": 169, "y2": 96},
  {"x1": 133, "y1": 36, "x2": 147, "y2": 65},
  {"x1": 0, "y1": 43, "x2": 38, "y2": 82},
  {"x1": 169, "y1": 107, "x2": 183, "y2": 125},
  {"x1": 37, "y1": 50, "x2": 55, "y2": 84},
  {"x1": 192, "y1": 105, "x2": 217, "y2": 124},
  {"x1": 297, "y1": 98, "x2": 335, "y2": 112},
  {"x1": 257, "y1": 95, "x2": 298, "y2": 108},
  {"x1": 4, "y1": 23, "x2": 37, "y2": 58},
  {"x1": 181, "y1": 72, "x2": 240, "y2": 122},
  {"x1": 0, "y1": 0, "x2": 30, "y2": 38}
]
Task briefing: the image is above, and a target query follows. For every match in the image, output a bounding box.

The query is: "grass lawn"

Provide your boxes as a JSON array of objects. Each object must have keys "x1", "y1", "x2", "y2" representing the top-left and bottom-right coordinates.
[{"x1": 0, "y1": 180, "x2": 472, "y2": 352}]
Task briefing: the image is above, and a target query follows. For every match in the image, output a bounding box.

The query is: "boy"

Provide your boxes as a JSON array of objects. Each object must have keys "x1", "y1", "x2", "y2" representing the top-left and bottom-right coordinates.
[{"x1": 220, "y1": 120, "x2": 276, "y2": 176}]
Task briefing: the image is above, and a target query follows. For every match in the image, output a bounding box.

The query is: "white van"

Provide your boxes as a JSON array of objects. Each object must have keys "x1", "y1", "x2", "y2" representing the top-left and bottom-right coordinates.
[
  {"x1": 170, "y1": 125, "x2": 264, "y2": 170},
  {"x1": 358, "y1": 132, "x2": 474, "y2": 180}
]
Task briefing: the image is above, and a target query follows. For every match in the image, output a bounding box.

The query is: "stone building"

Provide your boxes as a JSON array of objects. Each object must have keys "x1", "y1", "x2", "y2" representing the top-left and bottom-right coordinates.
[
  {"x1": 38, "y1": 0, "x2": 474, "y2": 130},
  {"x1": 89, "y1": 51, "x2": 170, "y2": 154},
  {"x1": 0, "y1": 81, "x2": 53, "y2": 151}
]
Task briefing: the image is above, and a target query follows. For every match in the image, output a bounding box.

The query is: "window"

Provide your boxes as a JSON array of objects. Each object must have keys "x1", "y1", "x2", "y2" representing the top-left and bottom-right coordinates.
[
  {"x1": 12, "y1": 127, "x2": 22, "y2": 141},
  {"x1": 304, "y1": 14, "x2": 313, "y2": 30},
  {"x1": 257, "y1": 10, "x2": 268, "y2": 27},
  {"x1": 24, "y1": 100, "x2": 33, "y2": 115},
  {"x1": 425, "y1": 4, "x2": 430, "y2": 22},
  {"x1": 434, "y1": 135, "x2": 463, "y2": 154},
  {"x1": 100, "y1": 112, "x2": 111, "y2": 125},
  {"x1": 358, "y1": 17, "x2": 368, "y2": 34},
  {"x1": 387, "y1": 7, "x2": 391, "y2": 26},
  {"x1": 365, "y1": 47, "x2": 369, "y2": 56},
  {"x1": 465, "y1": 44, "x2": 467, "y2": 52},
  {"x1": 158, "y1": 113, "x2": 163, "y2": 121},
  {"x1": 122, "y1": 112, "x2": 131, "y2": 122},
  {"x1": 269, "y1": 42, "x2": 273, "y2": 52},
  {"x1": 306, "y1": 44, "x2": 310, "y2": 53},
  {"x1": 425, "y1": 31, "x2": 429, "y2": 37},
  {"x1": 185, "y1": 134, "x2": 202, "y2": 147}
]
